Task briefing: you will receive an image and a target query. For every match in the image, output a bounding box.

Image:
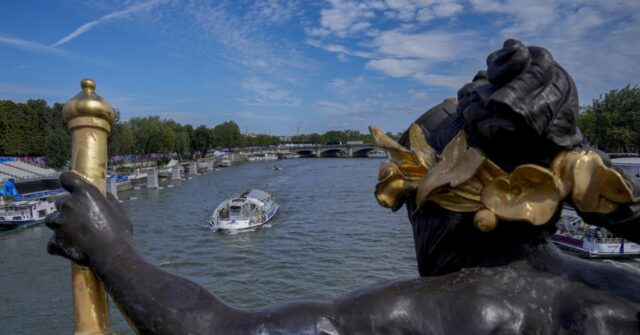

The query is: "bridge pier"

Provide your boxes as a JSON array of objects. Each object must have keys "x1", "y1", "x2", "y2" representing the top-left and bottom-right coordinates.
[
  {"x1": 147, "y1": 168, "x2": 159, "y2": 189},
  {"x1": 189, "y1": 161, "x2": 198, "y2": 175},
  {"x1": 106, "y1": 178, "x2": 118, "y2": 200},
  {"x1": 171, "y1": 165, "x2": 181, "y2": 180}
]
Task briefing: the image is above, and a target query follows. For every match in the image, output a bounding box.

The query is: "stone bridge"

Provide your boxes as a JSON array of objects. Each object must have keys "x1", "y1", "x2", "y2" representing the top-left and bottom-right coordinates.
[{"x1": 292, "y1": 144, "x2": 379, "y2": 158}]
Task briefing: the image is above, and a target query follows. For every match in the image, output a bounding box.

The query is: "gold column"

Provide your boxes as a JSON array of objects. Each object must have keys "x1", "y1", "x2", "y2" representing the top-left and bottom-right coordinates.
[{"x1": 63, "y1": 79, "x2": 115, "y2": 335}]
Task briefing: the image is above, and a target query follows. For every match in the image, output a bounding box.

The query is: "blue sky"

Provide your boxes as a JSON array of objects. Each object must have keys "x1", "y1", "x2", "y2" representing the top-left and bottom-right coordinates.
[{"x1": 1, "y1": 0, "x2": 639, "y2": 135}]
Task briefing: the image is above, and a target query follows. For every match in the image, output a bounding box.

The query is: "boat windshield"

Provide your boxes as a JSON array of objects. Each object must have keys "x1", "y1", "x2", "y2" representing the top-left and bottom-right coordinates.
[{"x1": 230, "y1": 206, "x2": 241, "y2": 216}]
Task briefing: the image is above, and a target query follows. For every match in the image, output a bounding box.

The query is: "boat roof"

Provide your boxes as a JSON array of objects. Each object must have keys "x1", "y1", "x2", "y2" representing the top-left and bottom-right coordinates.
[
  {"x1": 244, "y1": 189, "x2": 272, "y2": 200},
  {"x1": 612, "y1": 157, "x2": 640, "y2": 166},
  {"x1": 216, "y1": 189, "x2": 273, "y2": 209}
]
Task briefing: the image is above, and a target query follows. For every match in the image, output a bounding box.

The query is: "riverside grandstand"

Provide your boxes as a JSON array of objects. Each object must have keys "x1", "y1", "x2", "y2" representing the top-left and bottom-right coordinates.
[
  {"x1": 0, "y1": 157, "x2": 64, "y2": 201},
  {"x1": 0, "y1": 157, "x2": 57, "y2": 182}
]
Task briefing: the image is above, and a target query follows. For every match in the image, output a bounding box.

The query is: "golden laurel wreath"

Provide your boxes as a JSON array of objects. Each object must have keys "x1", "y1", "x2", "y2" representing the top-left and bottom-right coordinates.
[{"x1": 370, "y1": 124, "x2": 634, "y2": 232}]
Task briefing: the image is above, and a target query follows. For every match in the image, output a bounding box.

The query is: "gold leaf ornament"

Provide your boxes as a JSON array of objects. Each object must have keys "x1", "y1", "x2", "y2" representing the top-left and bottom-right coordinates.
[
  {"x1": 369, "y1": 125, "x2": 428, "y2": 211},
  {"x1": 482, "y1": 165, "x2": 563, "y2": 225},
  {"x1": 571, "y1": 151, "x2": 633, "y2": 214},
  {"x1": 375, "y1": 161, "x2": 420, "y2": 210},
  {"x1": 416, "y1": 131, "x2": 486, "y2": 209}
]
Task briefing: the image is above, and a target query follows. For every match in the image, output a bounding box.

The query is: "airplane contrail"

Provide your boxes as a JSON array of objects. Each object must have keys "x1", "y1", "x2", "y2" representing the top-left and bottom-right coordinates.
[{"x1": 51, "y1": 0, "x2": 167, "y2": 48}]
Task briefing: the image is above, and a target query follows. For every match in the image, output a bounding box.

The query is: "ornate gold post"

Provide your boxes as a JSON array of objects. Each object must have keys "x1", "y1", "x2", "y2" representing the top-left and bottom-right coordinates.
[{"x1": 63, "y1": 79, "x2": 115, "y2": 334}]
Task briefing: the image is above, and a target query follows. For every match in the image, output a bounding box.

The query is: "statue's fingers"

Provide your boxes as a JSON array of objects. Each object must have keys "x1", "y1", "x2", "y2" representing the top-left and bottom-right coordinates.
[
  {"x1": 46, "y1": 235, "x2": 64, "y2": 256},
  {"x1": 54, "y1": 196, "x2": 69, "y2": 212},
  {"x1": 45, "y1": 212, "x2": 60, "y2": 229}
]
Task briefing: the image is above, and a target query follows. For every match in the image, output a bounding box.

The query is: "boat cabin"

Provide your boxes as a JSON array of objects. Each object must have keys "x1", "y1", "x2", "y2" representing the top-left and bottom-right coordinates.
[
  {"x1": 0, "y1": 201, "x2": 49, "y2": 221},
  {"x1": 218, "y1": 190, "x2": 273, "y2": 220}
]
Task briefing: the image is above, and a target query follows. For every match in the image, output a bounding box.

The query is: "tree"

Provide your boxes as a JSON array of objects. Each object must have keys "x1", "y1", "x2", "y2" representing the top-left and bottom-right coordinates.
[
  {"x1": 44, "y1": 128, "x2": 71, "y2": 168},
  {"x1": 0, "y1": 100, "x2": 44, "y2": 155},
  {"x1": 192, "y1": 125, "x2": 210, "y2": 157},
  {"x1": 584, "y1": 85, "x2": 640, "y2": 153},
  {"x1": 210, "y1": 121, "x2": 242, "y2": 148},
  {"x1": 109, "y1": 123, "x2": 135, "y2": 157},
  {"x1": 174, "y1": 131, "x2": 191, "y2": 158}
]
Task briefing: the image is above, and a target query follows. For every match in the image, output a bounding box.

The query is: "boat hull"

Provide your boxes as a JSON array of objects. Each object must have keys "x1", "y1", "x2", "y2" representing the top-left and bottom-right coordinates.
[
  {"x1": 0, "y1": 218, "x2": 45, "y2": 232},
  {"x1": 551, "y1": 235, "x2": 640, "y2": 258}
]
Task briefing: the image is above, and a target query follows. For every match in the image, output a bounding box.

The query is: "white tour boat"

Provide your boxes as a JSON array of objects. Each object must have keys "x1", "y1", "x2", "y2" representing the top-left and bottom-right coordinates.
[
  {"x1": 209, "y1": 189, "x2": 279, "y2": 231},
  {"x1": 247, "y1": 153, "x2": 278, "y2": 162},
  {"x1": 551, "y1": 207, "x2": 640, "y2": 258},
  {"x1": 550, "y1": 156, "x2": 640, "y2": 258},
  {"x1": 0, "y1": 200, "x2": 56, "y2": 232}
]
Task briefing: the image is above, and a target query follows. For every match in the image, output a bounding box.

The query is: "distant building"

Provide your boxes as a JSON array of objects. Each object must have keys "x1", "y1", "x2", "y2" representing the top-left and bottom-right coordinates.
[{"x1": 578, "y1": 106, "x2": 592, "y2": 115}]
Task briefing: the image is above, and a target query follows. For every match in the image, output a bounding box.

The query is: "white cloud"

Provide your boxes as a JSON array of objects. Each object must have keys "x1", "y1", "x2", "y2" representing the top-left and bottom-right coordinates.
[
  {"x1": 249, "y1": 0, "x2": 303, "y2": 25},
  {"x1": 412, "y1": 73, "x2": 467, "y2": 89},
  {"x1": 372, "y1": 30, "x2": 471, "y2": 60},
  {"x1": 52, "y1": 0, "x2": 169, "y2": 47},
  {"x1": 328, "y1": 76, "x2": 371, "y2": 96},
  {"x1": 432, "y1": 2, "x2": 463, "y2": 17},
  {"x1": 240, "y1": 78, "x2": 302, "y2": 106},
  {"x1": 306, "y1": 1, "x2": 477, "y2": 89},
  {"x1": 306, "y1": 39, "x2": 374, "y2": 59},
  {"x1": 185, "y1": 1, "x2": 308, "y2": 74},
  {"x1": 366, "y1": 58, "x2": 430, "y2": 77},
  {"x1": 319, "y1": 0, "x2": 377, "y2": 37}
]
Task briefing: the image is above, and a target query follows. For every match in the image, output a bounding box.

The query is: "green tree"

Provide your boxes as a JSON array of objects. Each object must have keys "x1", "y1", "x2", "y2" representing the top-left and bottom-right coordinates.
[
  {"x1": 192, "y1": 125, "x2": 210, "y2": 157},
  {"x1": 109, "y1": 123, "x2": 135, "y2": 157},
  {"x1": 587, "y1": 85, "x2": 640, "y2": 153},
  {"x1": 0, "y1": 100, "x2": 44, "y2": 155},
  {"x1": 210, "y1": 121, "x2": 242, "y2": 148},
  {"x1": 174, "y1": 131, "x2": 191, "y2": 158},
  {"x1": 44, "y1": 128, "x2": 71, "y2": 168}
]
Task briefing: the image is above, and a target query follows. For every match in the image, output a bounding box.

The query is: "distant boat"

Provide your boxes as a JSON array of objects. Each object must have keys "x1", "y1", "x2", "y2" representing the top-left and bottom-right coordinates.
[
  {"x1": 280, "y1": 153, "x2": 300, "y2": 159},
  {"x1": 209, "y1": 189, "x2": 279, "y2": 231},
  {"x1": 550, "y1": 157, "x2": 640, "y2": 258},
  {"x1": 219, "y1": 158, "x2": 232, "y2": 167},
  {"x1": 273, "y1": 164, "x2": 283, "y2": 170},
  {"x1": 368, "y1": 149, "x2": 387, "y2": 158},
  {"x1": 247, "y1": 153, "x2": 278, "y2": 162},
  {"x1": 551, "y1": 206, "x2": 640, "y2": 258},
  {"x1": 0, "y1": 200, "x2": 56, "y2": 232}
]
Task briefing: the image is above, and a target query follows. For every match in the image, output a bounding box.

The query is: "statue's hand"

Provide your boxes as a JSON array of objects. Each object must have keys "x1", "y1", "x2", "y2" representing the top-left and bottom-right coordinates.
[{"x1": 46, "y1": 172, "x2": 133, "y2": 265}]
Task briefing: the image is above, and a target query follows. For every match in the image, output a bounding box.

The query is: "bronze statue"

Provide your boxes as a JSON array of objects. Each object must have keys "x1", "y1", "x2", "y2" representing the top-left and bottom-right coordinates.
[{"x1": 47, "y1": 40, "x2": 640, "y2": 334}]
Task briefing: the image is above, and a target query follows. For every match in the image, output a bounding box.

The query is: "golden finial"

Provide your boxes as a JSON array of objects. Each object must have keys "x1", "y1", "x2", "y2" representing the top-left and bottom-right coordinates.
[{"x1": 63, "y1": 78, "x2": 115, "y2": 131}]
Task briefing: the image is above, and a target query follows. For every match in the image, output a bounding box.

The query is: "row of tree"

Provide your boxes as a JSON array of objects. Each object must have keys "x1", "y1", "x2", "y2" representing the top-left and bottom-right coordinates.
[{"x1": 0, "y1": 99, "x2": 374, "y2": 168}]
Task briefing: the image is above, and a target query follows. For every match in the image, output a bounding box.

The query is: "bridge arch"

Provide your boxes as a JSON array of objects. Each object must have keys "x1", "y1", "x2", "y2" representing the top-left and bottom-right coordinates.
[
  {"x1": 318, "y1": 148, "x2": 348, "y2": 157},
  {"x1": 294, "y1": 149, "x2": 317, "y2": 158},
  {"x1": 352, "y1": 147, "x2": 376, "y2": 158}
]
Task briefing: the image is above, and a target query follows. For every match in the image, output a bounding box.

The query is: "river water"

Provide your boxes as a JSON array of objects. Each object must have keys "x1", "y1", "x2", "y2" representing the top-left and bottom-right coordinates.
[{"x1": 0, "y1": 158, "x2": 417, "y2": 334}]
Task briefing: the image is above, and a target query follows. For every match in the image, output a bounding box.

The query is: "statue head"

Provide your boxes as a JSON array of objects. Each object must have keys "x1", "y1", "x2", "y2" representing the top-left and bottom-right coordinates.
[
  {"x1": 457, "y1": 39, "x2": 582, "y2": 168},
  {"x1": 379, "y1": 39, "x2": 588, "y2": 275}
]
